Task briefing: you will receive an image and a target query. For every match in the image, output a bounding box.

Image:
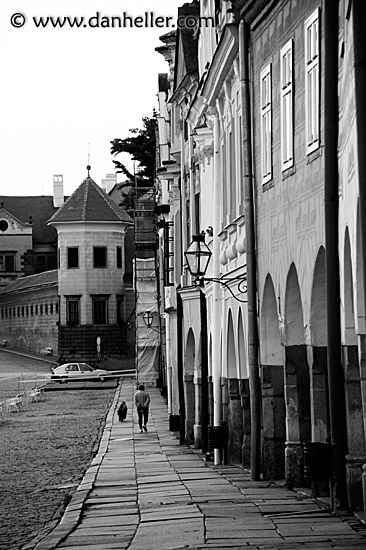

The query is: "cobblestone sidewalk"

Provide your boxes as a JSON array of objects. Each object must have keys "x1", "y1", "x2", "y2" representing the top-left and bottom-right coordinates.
[{"x1": 27, "y1": 380, "x2": 366, "y2": 550}]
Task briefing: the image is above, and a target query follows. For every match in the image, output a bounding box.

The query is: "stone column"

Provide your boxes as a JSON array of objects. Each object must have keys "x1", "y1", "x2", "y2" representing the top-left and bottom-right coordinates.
[{"x1": 194, "y1": 370, "x2": 202, "y2": 448}]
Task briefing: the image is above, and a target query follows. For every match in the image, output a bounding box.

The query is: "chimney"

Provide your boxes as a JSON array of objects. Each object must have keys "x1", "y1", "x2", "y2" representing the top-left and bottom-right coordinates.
[
  {"x1": 53, "y1": 175, "x2": 64, "y2": 208},
  {"x1": 101, "y1": 173, "x2": 117, "y2": 194}
]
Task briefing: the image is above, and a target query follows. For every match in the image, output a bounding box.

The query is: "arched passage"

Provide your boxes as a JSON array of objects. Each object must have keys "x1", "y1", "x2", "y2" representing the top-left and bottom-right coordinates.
[
  {"x1": 310, "y1": 246, "x2": 329, "y2": 443},
  {"x1": 284, "y1": 264, "x2": 311, "y2": 488},
  {"x1": 238, "y1": 309, "x2": 251, "y2": 467},
  {"x1": 344, "y1": 228, "x2": 365, "y2": 509},
  {"x1": 184, "y1": 329, "x2": 196, "y2": 444},
  {"x1": 261, "y1": 274, "x2": 285, "y2": 479}
]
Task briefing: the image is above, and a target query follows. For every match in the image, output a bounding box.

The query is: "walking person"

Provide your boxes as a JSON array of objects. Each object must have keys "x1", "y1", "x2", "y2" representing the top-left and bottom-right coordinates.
[{"x1": 134, "y1": 384, "x2": 150, "y2": 433}]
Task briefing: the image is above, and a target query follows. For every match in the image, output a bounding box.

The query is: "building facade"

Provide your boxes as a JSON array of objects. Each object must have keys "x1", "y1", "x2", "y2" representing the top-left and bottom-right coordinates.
[{"x1": 155, "y1": 0, "x2": 366, "y2": 517}]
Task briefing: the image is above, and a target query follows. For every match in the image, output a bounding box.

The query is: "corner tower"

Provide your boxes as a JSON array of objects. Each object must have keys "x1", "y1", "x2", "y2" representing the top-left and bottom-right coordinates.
[{"x1": 48, "y1": 168, "x2": 133, "y2": 366}]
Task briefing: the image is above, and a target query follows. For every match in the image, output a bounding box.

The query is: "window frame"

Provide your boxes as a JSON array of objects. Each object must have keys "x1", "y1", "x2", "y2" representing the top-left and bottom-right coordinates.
[
  {"x1": 93, "y1": 246, "x2": 107, "y2": 268},
  {"x1": 0, "y1": 252, "x2": 16, "y2": 272},
  {"x1": 281, "y1": 39, "x2": 294, "y2": 171},
  {"x1": 116, "y1": 246, "x2": 122, "y2": 269},
  {"x1": 92, "y1": 295, "x2": 109, "y2": 325},
  {"x1": 260, "y1": 64, "x2": 273, "y2": 184},
  {"x1": 67, "y1": 247, "x2": 79, "y2": 269},
  {"x1": 305, "y1": 8, "x2": 320, "y2": 154},
  {"x1": 66, "y1": 296, "x2": 80, "y2": 326}
]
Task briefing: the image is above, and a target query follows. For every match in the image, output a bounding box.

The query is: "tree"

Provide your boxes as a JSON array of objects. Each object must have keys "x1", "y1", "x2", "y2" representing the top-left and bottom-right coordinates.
[{"x1": 110, "y1": 114, "x2": 157, "y2": 187}]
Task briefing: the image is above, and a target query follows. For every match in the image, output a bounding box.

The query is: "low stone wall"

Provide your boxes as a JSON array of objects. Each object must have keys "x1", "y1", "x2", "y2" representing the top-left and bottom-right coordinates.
[
  {"x1": 59, "y1": 324, "x2": 130, "y2": 367},
  {"x1": 0, "y1": 286, "x2": 59, "y2": 356}
]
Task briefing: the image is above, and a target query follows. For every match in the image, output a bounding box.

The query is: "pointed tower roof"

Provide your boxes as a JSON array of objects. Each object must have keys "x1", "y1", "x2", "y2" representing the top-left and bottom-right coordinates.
[{"x1": 48, "y1": 172, "x2": 133, "y2": 225}]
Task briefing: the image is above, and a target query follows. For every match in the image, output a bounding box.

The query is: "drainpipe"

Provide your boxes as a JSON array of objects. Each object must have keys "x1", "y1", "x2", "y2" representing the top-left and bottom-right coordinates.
[
  {"x1": 324, "y1": 0, "x2": 348, "y2": 509},
  {"x1": 352, "y1": 0, "x2": 366, "y2": 515},
  {"x1": 200, "y1": 289, "x2": 209, "y2": 453},
  {"x1": 239, "y1": 19, "x2": 261, "y2": 481},
  {"x1": 212, "y1": 111, "x2": 222, "y2": 465}
]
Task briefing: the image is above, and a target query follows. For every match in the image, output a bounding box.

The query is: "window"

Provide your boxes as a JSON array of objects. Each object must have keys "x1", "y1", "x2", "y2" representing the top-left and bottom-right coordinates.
[
  {"x1": 67, "y1": 247, "x2": 79, "y2": 269},
  {"x1": 260, "y1": 64, "x2": 272, "y2": 183},
  {"x1": 79, "y1": 363, "x2": 93, "y2": 372},
  {"x1": 92, "y1": 296, "x2": 108, "y2": 325},
  {"x1": 281, "y1": 40, "x2": 294, "y2": 170},
  {"x1": 195, "y1": 193, "x2": 200, "y2": 234},
  {"x1": 116, "y1": 246, "x2": 122, "y2": 269},
  {"x1": 66, "y1": 297, "x2": 80, "y2": 325},
  {"x1": 0, "y1": 253, "x2": 15, "y2": 272},
  {"x1": 36, "y1": 255, "x2": 46, "y2": 273},
  {"x1": 229, "y1": 125, "x2": 236, "y2": 217},
  {"x1": 117, "y1": 296, "x2": 124, "y2": 326},
  {"x1": 93, "y1": 247, "x2": 107, "y2": 268},
  {"x1": 45, "y1": 304, "x2": 48, "y2": 315},
  {"x1": 305, "y1": 9, "x2": 319, "y2": 153},
  {"x1": 30, "y1": 305, "x2": 33, "y2": 316},
  {"x1": 50, "y1": 303, "x2": 53, "y2": 314}
]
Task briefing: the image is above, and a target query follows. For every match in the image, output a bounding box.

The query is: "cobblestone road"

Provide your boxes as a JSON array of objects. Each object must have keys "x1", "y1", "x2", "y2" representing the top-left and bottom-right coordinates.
[{"x1": 0, "y1": 351, "x2": 116, "y2": 550}]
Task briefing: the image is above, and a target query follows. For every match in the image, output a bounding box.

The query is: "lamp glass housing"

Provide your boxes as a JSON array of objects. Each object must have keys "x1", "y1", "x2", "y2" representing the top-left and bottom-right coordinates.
[
  {"x1": 142, "y1": 311, "x2": 153, "y2": 328},
  {"x1": 184, "y1": 234, "x2": 212, "y2": 278}
]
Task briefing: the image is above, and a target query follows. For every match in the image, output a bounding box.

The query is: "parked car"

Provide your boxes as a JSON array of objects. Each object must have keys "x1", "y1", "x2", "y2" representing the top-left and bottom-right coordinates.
[{"x1": 50, "y1": 362, "x2": 109, "y2": 381}]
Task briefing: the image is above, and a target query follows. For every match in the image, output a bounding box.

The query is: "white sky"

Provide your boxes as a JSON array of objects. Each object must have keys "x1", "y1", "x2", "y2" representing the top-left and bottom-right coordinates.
[{"x1": 0, "y1": 0, "x2": 183, "y2": 196}]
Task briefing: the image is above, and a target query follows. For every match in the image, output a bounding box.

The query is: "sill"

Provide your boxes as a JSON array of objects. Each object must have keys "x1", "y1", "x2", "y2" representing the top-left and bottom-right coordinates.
[
  {"x1": 306, "y1": 146, "x2": 322, "y2": 164},
  {"x1": 282, "y1": 164, "x2": 296, "y2": 179},
  {"x1": 262, "y1": 180, "x2": 274, "y2": 192}
]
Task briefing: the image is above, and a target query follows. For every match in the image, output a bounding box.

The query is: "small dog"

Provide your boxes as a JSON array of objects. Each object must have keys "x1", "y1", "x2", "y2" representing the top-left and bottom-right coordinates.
[{"x1": 117, "y1": 401, "x2": 128, "y2": 421}]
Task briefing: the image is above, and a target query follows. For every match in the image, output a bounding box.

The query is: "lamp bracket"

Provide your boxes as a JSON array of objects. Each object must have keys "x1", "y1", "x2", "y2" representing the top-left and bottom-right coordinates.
[{"x1": 196, "y1": 273, "x2": 248, "y2": 303}]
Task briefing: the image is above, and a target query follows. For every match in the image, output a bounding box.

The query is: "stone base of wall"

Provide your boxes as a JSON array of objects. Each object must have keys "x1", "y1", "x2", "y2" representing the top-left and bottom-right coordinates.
[{"x1": 59, "y1": 324, "x2": 128, "y2": 368}]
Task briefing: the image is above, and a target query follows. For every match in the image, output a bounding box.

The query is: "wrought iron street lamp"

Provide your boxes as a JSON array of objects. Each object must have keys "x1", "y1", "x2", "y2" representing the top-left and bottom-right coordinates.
[
  {"x1": 184, "y1": 234, "x2": 212, "y2": 278},
  {"x1": 185, "y1": 234, "x2": 248, "y2": 302}
]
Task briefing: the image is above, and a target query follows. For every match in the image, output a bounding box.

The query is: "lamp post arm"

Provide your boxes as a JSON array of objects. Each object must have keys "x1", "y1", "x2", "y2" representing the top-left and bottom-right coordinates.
[{"x1": 199, "y1": 276, "x2": 248, "y2": 303}]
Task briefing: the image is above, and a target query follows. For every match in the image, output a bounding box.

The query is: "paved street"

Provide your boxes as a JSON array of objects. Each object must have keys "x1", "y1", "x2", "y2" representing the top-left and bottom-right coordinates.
[{"x1": 29, "y1": 380, "x2": 366, "y2": 550}]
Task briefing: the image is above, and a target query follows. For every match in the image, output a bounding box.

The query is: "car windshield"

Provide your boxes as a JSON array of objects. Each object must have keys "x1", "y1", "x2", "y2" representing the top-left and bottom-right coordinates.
[{"x1": 79, "y1": 363, "x2": 94, "y2": 372}]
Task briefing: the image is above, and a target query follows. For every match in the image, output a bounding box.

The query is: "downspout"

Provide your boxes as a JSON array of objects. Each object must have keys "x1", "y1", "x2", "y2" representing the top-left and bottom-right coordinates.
[
  {"x1": 212, "y1": 111, "x2": 222, "y2": 465},
  {"x1": 239, "y1": 19, "x2": 261, "y2": 481},
  {"x1": 324, "y1": 0, "x2": 348, "y2": 509},
  {"x1": 200, "y1": 289, "x2": 209, "y2": 453},
  {"x1": 352, "y1": 0, "x2": 366, "y2": 515}
]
